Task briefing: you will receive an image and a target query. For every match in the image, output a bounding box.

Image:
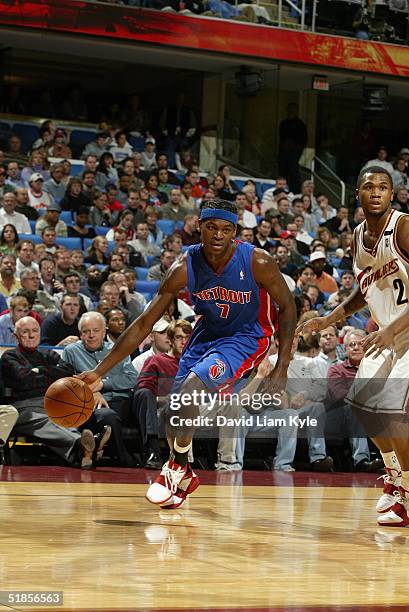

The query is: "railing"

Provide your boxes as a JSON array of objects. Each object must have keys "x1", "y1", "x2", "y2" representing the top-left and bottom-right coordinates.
[
  {"x1": 311, "y1": 155, "x2": 346, "y2": 208},
  {"x1": 278, "y1": 0, "x2": 306, "y2": 29}
]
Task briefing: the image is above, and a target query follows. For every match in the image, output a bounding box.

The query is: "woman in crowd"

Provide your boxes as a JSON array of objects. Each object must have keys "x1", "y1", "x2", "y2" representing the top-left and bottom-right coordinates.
[
  {"x1": 105, "y1": 210, "x2": 136, "y2": 242},
  {"x1": 0, "y1": 224, "x2": 19, "y2": 256},
  {"x1": 146, "y1": 173, "x2": 167, "y2": 206},
  {"x1": 144, "y1": 206, "x2": 163, "y2": 247},
  {"x1": 21, "y1": 149, "x2": 50, "y2": 185},
  {"x1": 218, "y1": 164, "x2": 239, "y2": 195},
  {"x1": 213, "y1": 173, "x2": 235, "y2": 202},
  {"x1": 96, "y1": 152, "x2": 119, "y2": 190},
  {"x1": 85, "y1": 236, "x2": 109, "y2": 265}
]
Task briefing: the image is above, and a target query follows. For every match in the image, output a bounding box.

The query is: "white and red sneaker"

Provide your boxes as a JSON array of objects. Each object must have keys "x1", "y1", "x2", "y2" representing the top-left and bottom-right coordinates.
[
  {"x1": 146, "y1": 459, "x2": 187, "y2": 505},
  {"x1": 160, "y1": 465, "x2": 200, "y2": 510},
  {"x1": 376, "y1": 468, "x2": 401, "y2": 513},
  {"x1": 377, "y1": 487, "x2": 409, "y2": 527}
]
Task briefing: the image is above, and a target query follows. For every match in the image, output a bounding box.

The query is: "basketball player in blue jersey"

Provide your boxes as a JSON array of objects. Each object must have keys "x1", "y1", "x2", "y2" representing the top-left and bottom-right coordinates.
[
  {"x1": 79, "y1": 200, "x2": 296, "y2": 508},
  {"x1": 297, "y1": 167, "x2": 409, "y2": 527}
]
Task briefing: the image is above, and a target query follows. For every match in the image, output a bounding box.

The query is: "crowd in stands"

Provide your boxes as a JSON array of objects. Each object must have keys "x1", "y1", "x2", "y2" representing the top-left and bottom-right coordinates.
[{"x1": 0, "y1": 116, "x2": 407, "y2": 473}]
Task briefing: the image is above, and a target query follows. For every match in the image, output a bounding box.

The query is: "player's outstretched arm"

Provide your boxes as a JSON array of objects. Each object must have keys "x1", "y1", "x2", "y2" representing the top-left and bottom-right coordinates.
[
  {"x1": 252, "y1": 249, "x2": 296, "y2": 390},
  {"x1": 295, "y1": 284, "x2": 367, "y2": 336},
  {"x1": 78, "y1": 258, "x2": 188, "y2": 388}
]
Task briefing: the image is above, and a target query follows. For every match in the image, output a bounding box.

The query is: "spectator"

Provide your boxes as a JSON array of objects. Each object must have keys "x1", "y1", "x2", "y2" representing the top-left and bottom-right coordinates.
[
  {"x1": 146, "y1": 173, "x2": 167, "y2": 206},
  {"x1": 157, "y1": 168, "x2": 175, "y2": 200},
  {"x1": 54, "y1": 248, "x2": 74, "y2": 282},
  {"x1": 67, "y1": 207, "x2": 96, "y2": 240},
  {"x1": 144, "y1": 206, "x2": 163, "y2": 247},
  {"x1": 83, "y1": 154, "x2": 98, "y2": 175},
  {"x1": 62, "y1": 311, "x2": 138, "y2": 467},
  {"x1": 132, "y1": 317, "x2": 171, "y2": 376},
  {"x1": 253, "y1": 218, "x2": 276, "y2": 255},
  {"x1": 95, "y1": 152, "x2": 119, "y2": 190},
  {"x1": 141, "y1": 137, "x2": 157, "y2": 171},
  {"x1": 1, "y1": 316, "x2": 103, "y2": 470},
  {"x1": 27, "y1": 173, "x2": 54, "y2": 212},
  {"x1": 15, "y1": 187, "x2": 39, "y2": 221},
  {"x1": 309, "y1": 252, "x2": 338, "y2": 294},
  {"x1": 363, "y1": 146, "x2": 394, "y2": 175},
  {"x1": 43, "y1": 163, "x2": 67, "y2": 202},
  {"x1": 60, "y1": 177, "x2": 89, "y2": 214},
  {"x1": 105, "y1": 210, "x2": 135, "y2": 242},
  {"x1": 16, "y1": 240, "x2": 39, "y2": 279},
  {"x1": 116, "y1": 175, "x2": 134, "y2": 207},
  {"x1": 18, "y1": 269, "x2": 58, "y2": 320},
  {"x1": 40, "y1": 227, "x2": 59, "y2": 255},
  {"x1": 180, "y1": 182, "x2": 196, "y2": 211},
  {"x1": 278, "y1": 103, "x2": 307, "y2": 192},
  {"x1": 261, "y1": 178, "x2": 290, "y2": 213},
  {"x1": 275, "y1": 244, "x2": 297, "y2": 277},
  {"x1": 393, "y1": 186, "x2": 409, "y2": 213},
  {"x1": 313, "y1": 193, "x2": 337, "y2": 226},
  {"x1": 147, "y1": 249, "x2": 176, "y2": 282},
  {"x1": 213, "y1": 174, "x2": 235, "y2": 202},
  {"x1": 218, "y1": 164, "x2": 239, "y2": 196},
  {"x1": 40, "y1": 293, "x2": 80, "y2": 347},
  {"x1": 313, "y1": 325, "x2": 340, "y2": 377},
  {"x1": 292, "y1": 214, "x2": 313, "y2": 247},
  {"x1": 105, "y1": 308, "x2": 126, "y2": 344},
  {"x1": 0, "y1": 224, "x2": 19, "y2": 257},
  {"x1": 174, "y1": 213, "x2": 200, "y2": 245},
  {"x1": 279, "y1": 231, "x2": 305, "y2": 267},
  {"x1": 128, "y1": 223, "x2": 161, "y2": 263},
  {"x1": 306, "y1": 284, "x2": 323, "y2": 310},
  {"x1": 0, "y1": 192, "x2": 31, "y2": 235},
  {"x1": 242, "y1": 183, "x2": 261, "y2": 215},
  {"x1": 5, "y1": 134, "x2": 27, "y2": 166},
  {"x1": 38, "y1": 256, "x2": 57, "y2": 296},
  {"x1": 124, "y1": 188, "x2": 145, "y2": 226},
  {"x1": 161, "y1": 187, "x2": 191, "y2": 221},
  {"x1": 350, "y1": 206, "x2": 366, "y2": 230},
  {"x1": 80, "y1": 265, "x2": 103, "y2": 305},
  {"x1": 21, "y1": 151, "x2": 50, "y2": 186},
  {"x1": 238, "y1": 227, "x2": 254, "y2": 243},
  {"x1": 48, "y1": 129, "x2": 72, "y2": 159},
  {"x1": 110, "y1": 228, "x2": 142, "y2": 268},
  {"x1": 89, "y1": 191, "x2": 113, "y2": 227},
  {"x1": 0, "y1": 166, "x2": 16, "y2": 200},
  {"x1": 99, "y1": 280, "x2": 138, "y2": 324},
  {"x1": 85, "y1": 236, "x2": 109, "y2": 266},
  {"x1": 70, "y1": 249, "x2": 86, "y2": 276},
  {"x1": 6, "y1": 161, "x2": 25, "y2": 189},
  {"x1": 326, "y1": 329, "x2": 382, "y2": 472},
  {"x1": 81, "y1": 132, "x2": 109, "y2": 160},
  {"x1": 54, "y1": 272, "x2": 92, "y2": 314},
  {"x1": 0, "y1": 295, "x2": 30, "y2": 344},
  {"x1": 109, "y1": 131, "x2": 133, "y2": 163},
  {"x1": 295, "y1": 265, "x2": 317, "y2": 295},
  {"x1": 235, "y1": 193, "x2": 257, "y2": 229},
  {"x1": 81, "y1": 170, "x2": 98, "y2": 203},
  {"x1": 108, "y1": 271, "x2": 145, "y2": 318},
  {"x1": 322, "y1": 206, "x2": 351, "y2": 235},
  {"x1": 105, "y1": 183, "x2": 124, "y2": 215},
  {"x1": 156, "y1": 153, "x2": 179, "y2": 185},
  {"x1": 135, "y1": 319, "x2": 192, "y2": 468},
  {"x1": 35, "y1": 203, "x2": 68, "y2": 237}
]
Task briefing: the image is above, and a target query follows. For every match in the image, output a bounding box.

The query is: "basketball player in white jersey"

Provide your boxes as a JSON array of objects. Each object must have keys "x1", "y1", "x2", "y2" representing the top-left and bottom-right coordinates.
[{"x1": 297, "y1": 166, "x2": 409, "y2": 527}]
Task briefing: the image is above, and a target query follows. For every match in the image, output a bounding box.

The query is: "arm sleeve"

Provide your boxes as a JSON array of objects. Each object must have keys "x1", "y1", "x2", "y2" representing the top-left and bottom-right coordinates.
[{"x1": 137, "y1": 355, "x2": 159, "y2": 395}]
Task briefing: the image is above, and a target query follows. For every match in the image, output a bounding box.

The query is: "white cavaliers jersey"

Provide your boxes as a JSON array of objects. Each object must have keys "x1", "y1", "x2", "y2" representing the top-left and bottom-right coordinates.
[{"x1": 353, "y1": 209, "x2": 409, "y2": 330}]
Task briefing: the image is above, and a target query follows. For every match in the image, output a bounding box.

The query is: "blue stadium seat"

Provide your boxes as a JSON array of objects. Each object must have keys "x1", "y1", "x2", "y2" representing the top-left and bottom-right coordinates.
[
  {"x1": 128, "y1": 136, "x2": 144, "y2": 152},
  {"x1": 95, "y1": 226, "x2": 109, "y2": 236},
  {"x1": 146, "y1": 255, "x2": 156, "y2": 266},
  {"x1": 174, "y1": 221, "x2": 184, "y2": 230},
  {"x1": 135, "y1": 267, "x2": 148, "y2": 280},
  {"x1": 58, "y1": 237, "x2": 82, "y2": 250},
  {"x1": 60, "y1": 211, "x2": 74, "y2": 224},
  {"x1": 157, "y1": 219, "x2": 175, "y2": 235},
  {"x1": 83, "y1": 238, "x2": 93, "y2": 252},
  {"x1": 69, "y1": 163, "x2": 85, "y2": 177},
  {"x1": 19, "y1": 233, "x2": 41, "y2": 244},
  {"x1": 135, "y1": 280, "x2": 160, "y2": 296},
  {"x1": 234, "y1": 179, "x2": 245, "y2": 191},
  {"x1": 70, "y1": 130, "x2": 97, "y2": 149},
  {"x1": 29, "y1": 220, "x2": 36, "y2": 233},
  {"x1": 140, "y1": 292, "x2": 152, "y2": 302}
]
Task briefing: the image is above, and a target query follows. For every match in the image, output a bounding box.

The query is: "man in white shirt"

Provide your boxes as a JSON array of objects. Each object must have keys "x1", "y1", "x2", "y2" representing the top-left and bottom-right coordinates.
[
  {"x1": 27, "y1": 173, "x2": 54, "y2": 212},
  {"x1": 235, "y1": 192, "x2": 257, "y2": 228},
  {"x1": 312, "y1": 325, "x2": 340, "y2": 377},
  {"x1": 141, "y1": 138, "x2": 157, "y2": 171},
  {"x1": 5, "y1": 161, "x2": 25, "y2": 189},
  {"x1": 15, "y1": 239, "x2": 39, "y2": 279},
  {"x1": 362, "y1": 146, "x2": 394, "y2": 175},
  {"x1": 0, "y1": 192, "x2": 31, "y2": 235},
  {"x1": 132, "y1": 317, "x2": 171, "y2": 376}
]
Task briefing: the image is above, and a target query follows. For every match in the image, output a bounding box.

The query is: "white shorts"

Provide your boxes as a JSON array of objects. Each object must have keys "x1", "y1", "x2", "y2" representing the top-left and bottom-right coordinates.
[{"x1": 346, "y1": 344, "x2": 409, "y2": 415}]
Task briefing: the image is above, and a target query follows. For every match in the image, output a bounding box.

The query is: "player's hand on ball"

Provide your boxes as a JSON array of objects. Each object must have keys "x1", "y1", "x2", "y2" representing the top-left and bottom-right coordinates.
[
  {"x1": 75, "y1": 370, "x2": 103, "y2": 392},
  {"x1": 93, "y1": 391, "x2": 109, "y2": 410},
  {"x1": 362, "y1": 327, "x2": 394, "y2": 359}
]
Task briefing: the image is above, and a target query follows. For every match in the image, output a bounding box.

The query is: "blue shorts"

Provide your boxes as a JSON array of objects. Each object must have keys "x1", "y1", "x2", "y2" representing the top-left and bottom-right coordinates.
[{"x1": 174, "y1": 333, "x2": 271, "y2": 393}]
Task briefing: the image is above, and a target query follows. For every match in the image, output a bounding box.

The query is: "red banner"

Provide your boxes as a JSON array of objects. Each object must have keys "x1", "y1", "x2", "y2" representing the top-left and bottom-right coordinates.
[{"x1": 0, "y1": 0, "x2": 408, "y2": 77}]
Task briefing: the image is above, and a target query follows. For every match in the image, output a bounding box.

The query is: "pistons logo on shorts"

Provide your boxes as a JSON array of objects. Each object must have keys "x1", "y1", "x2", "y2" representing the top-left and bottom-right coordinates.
[{"x1": 209, "y1": 359, "x2": 226, "y2": 380}]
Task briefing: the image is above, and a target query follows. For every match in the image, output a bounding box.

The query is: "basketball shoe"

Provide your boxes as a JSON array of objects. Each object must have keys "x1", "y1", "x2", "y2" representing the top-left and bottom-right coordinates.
[
  {"x1": 377, "y1": 486, "x2": 409, "y2": 527},
  {"x1": 146, "y1": 459, "x2": 189, "y2": 505},
  {"x1": 376, "y1": 468, "x2": 402, "y2": 513},
  {"x1": 160, "y1": 465, "x2": 200, "y2": 509}
]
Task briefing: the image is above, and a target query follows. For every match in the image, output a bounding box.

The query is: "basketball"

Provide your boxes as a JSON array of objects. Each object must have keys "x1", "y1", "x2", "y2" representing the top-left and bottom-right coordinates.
[{"x1": 44, "y1": 377, "x2": 95, "y2": 428}]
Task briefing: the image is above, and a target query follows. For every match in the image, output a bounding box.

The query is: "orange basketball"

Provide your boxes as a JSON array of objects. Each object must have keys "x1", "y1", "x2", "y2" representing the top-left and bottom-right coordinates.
[{"x1": 45, "y1": 377, "x2": 95, "y2": 428}]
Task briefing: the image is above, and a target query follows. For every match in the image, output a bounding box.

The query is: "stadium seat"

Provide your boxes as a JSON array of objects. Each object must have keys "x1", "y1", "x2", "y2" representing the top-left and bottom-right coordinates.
[
  {"x1": 69, "y1": 162, "x2": 85, "y2": 177},
  {"x1": 29, "y1": 220, "x2": 36, "y2": 233},
  {"x1": 58, "y1": 237, "x2": 82, "y2": 250},
  {"x1": 83, "y1": 238, "x2": 93, "y2": 252},
  {"x1": 70, "y1": 130, "x2": 97, "y2": 149},
  {"x1": 135, "y1": 267, "x2": 148, "y2": 280},
  {"x1": 146, "y1": 255, "x2": 156, "y2": 266},
  {"x1": 135, "y1": 280, "x2": 160, "y2": 296},
  {"x1": 157, "y1": 219, "x2": 175, "y2": 235},
  {"x1": 95, "y1": 226, "x2": 109, "y2": 236},
  {"x1": 128, "y1": 136, "x2": 145, "y2": 151},
  {"x1": 174, "y1": 221, "x2": 184, "y2": 230},
  {"x1": 12, "y1": 123, "x2": 39, "y2": 151},
  {"x1": 19, "y1": 233, "x2": 41, "y2": 244},
  {"x1": 60, "y1": 211, "x2": 74, "y2": 224}
]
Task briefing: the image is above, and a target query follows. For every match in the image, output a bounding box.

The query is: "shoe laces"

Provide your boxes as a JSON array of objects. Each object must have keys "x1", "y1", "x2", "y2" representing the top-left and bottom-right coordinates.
[
  {"x1": 161, "y1": 461, "x2": 186, "y2": 494},
  {"x1": 378, "y1": 473, "x2": 394, "y2": 485},
  {"x1": 392, "y1": 489, "x2": 409, "y2": 507}
]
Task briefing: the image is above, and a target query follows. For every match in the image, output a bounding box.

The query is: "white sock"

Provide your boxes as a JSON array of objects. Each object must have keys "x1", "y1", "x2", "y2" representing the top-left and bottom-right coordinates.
[
  {"x1": 381, "y1": 451, "x2": 401, "y2": 477},
  {"x1": 401, "y1": 470, "x2": 409, "y2": 493},
  {"x1": 174, "y1": 441, "x2": 192, "y2": 454}
]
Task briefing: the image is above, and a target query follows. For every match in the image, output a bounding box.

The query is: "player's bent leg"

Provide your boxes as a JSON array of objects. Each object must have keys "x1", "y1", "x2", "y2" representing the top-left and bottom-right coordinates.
[{"x1": 146, "y1": 372, "x2": 205, "y2": 506}]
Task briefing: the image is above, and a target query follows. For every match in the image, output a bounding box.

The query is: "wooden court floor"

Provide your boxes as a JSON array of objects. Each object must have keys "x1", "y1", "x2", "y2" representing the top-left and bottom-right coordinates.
[{"x1": 0, "y1": 467, "x2": 408, "y2": 612}]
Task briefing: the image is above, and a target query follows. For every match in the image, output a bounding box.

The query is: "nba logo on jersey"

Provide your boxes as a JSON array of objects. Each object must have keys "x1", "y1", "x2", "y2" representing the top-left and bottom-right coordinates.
[
  {"x1": 240, "y1": 270, "x2": 244, "y2": 280},
  {"x1": 209, "y1": 359, "x2": 226, "y2": 380}
]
